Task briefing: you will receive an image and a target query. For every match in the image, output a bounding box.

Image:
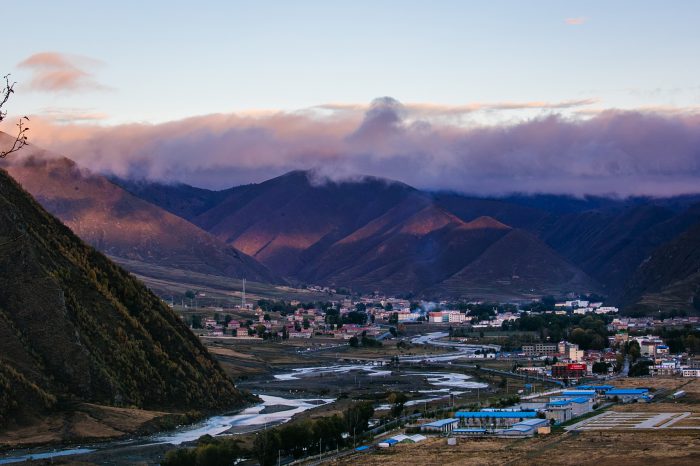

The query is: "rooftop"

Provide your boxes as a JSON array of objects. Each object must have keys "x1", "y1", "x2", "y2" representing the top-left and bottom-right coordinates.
[
  {"x1": 515, "y1": 418, "x2": 550, "y2": 427},
  {"x1": 456, "y1": 411, "x2": 537, "y2": 419},
  {"x1": 606, "y1": 389, "x2": 649, "y2": 395},
  {"x1": 422, "y1": 418, "x2": 459, "y2": 427},
  {"x1": 570, "y1": 397, "x2": 592, "y2": 403},
  {"x1": 548, "y1": 400, "x2": 570, "y2": 406}
]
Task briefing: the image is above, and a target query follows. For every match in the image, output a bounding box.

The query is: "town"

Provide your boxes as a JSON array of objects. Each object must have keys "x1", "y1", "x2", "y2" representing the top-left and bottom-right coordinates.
[
  {"x1": 148, "y1": 289, "x2": 700, "y2": 464},
  {"x1": 176, "y1": 291, "x2": 700, "y2": 381}
]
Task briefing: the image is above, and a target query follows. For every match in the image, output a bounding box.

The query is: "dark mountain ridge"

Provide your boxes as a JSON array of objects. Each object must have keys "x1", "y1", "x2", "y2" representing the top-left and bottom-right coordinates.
[
  {"x1": 115, "y1": 170, "x2": 599, "y2": 298},
  {"x1": 112, "y1": 170, "x2": 700, "y2": 312}
]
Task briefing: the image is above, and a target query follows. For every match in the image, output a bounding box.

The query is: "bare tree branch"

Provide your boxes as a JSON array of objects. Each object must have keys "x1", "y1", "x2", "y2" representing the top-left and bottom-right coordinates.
[{"x1": 0, "y1": 74, "x2": 30, "y2": 158}]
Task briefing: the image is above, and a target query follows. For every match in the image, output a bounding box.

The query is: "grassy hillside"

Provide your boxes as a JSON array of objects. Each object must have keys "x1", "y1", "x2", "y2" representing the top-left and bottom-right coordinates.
[
  {"x1": 0, "y1": 168, "x2": 249, "y2": 425},
  {"x1": 621, "y1": 218, "x2": 700, "y2": 314}
]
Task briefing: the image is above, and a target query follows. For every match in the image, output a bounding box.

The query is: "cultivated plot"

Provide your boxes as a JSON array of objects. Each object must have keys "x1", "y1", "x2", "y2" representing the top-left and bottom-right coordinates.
[{"x1": 566, "y1": 411, "x2": 700, "y2": 430}]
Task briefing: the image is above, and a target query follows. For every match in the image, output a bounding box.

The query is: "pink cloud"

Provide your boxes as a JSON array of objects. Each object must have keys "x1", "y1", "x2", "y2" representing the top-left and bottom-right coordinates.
[
  {"x1": 565, "y1": 17, "x2": 587, "y2": 25},
  {"x1": 5, "y1": 99, "x2": 700, "y2": 198},
  {"x1": 17, "y1": 52, "x2": 108, "y2": 92}
]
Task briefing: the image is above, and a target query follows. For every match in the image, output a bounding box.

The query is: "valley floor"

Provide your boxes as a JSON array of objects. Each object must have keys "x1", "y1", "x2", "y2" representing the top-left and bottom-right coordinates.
[{"x1": 0, "y1": 403, "x2": 182, "y2": 448}]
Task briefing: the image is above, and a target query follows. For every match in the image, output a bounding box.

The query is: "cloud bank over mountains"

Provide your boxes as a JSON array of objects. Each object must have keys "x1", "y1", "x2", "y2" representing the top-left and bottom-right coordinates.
[{"x1": 8, "y1": 97, "x2": 700, "y2": 197}]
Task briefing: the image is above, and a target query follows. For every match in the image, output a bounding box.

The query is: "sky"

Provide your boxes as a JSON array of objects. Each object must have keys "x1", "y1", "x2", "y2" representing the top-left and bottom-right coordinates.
[{"x1": 1, "y1": 1, "x2": 700, "y2": 195}]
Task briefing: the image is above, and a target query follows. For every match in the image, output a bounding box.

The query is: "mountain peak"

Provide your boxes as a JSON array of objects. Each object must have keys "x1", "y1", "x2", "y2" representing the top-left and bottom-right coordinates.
[{"x1": 461, "y1": 215, "x2": 512, "y2": 230}]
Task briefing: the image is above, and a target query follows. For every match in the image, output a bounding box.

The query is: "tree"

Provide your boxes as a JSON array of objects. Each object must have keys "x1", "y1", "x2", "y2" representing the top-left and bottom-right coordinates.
[
  {"x1": 629, "y1": 360, "x2": 652, "y2": 377},
  {"x1": 685, "y1": 334, "x2": 700, "y2": 354},
  {"x1": 254, "y1": 430, "x2": 280, "y2": 466},
  {"x1": 344, "y1": 401, "x2": 374, "y2": 438},
  {"x1": 387, "y1": 392, "x2": 408, "y2": 417},
  {"x1": 344, "y1": 311, "x2": 367, "y2": 325},
  {"x1": 255, "y1": 324, "x2": 266, "y2": 338},
  {"x1": 388, "y1": 312, "x2": 399, "y2": 325},
  {"x1": 0, "y1": 74, "x2": 29, "y2": 158},
  {"x1": 349, "y1": 336, "x2": 359, "y2": 347},
  {"x1": 626, "y1": 340, "x2": 641, "y2": 362},
  {"x1": 191, "y1": 314, "x2": 203, "y2": 329},
  {"x1": 592, "y1": 361, "x2": 610, "y2": 374},
  {"x1": 162, "y1": 449, "x2": 196, "y2": 466}
]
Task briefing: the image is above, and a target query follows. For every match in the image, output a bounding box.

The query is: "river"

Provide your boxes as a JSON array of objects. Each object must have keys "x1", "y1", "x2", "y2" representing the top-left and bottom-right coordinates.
[
  {"x1": 0, "y1": 394, "x2": 333, "y2": 464},
  {"x1": 0, "y1": 332, "x2": 492, "y2": 464}
]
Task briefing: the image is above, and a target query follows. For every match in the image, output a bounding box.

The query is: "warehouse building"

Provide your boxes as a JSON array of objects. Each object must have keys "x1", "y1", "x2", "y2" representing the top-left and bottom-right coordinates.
[
  {"x1": 499, "y1": 418, "x2": 550, "y2": 437},
  {"x1": 455, "y1": 411, "x2": 538, "y2": 428},
  {"x1": 604, "y1": 388, "x2": 650, "y2": 403},
  {"x1": 421, "y1": 418, "x2": 460, "y2": 433}
]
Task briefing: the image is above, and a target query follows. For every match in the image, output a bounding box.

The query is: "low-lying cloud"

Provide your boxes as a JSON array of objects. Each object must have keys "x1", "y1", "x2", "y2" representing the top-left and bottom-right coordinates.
[{"x1": 7, "y1": 97, "x2": 700, "y2": 197}]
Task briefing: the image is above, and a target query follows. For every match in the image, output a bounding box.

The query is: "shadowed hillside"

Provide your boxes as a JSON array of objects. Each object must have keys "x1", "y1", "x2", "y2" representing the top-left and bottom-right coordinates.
[
  {"x1": 621, "y1": 212, "x2": 700, "y2": 314},
  {"x1": 0, "y1": 168, "x2": 248, "y2": 425}
]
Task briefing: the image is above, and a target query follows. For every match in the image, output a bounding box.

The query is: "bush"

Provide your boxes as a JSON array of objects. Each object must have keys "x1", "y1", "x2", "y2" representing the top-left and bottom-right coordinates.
[{"x1": 162, "y1": 448, "x2": 196, "y2": 466}]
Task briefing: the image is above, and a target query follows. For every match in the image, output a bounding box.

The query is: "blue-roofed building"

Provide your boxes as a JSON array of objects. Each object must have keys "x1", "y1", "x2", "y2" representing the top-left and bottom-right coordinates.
[
  {"x1": 606, "y1": 389, "x2": 649, "y2": 394},
  {"x1": 455, "y1": 411, "x2": 537, "y2": 428},
  {"x1": 548, "y1": 400, "x2": 570, "y2": 407},
  {"x1": 546, "y1": 396, "x2": 594, "y2": 423},
  {"x1": 578, "y1": 385, "x2": 614, "y2": 393},
  {"x1": 560, "y1": 390, "x2": 596, "y2": 397},
  {"x1": 421, "y1": 418, "x2": 460, "y2": 433},
  {"x1": 499, "y1": 418, "x2": 550, "y2": 437},
  {"x1": 377, "y1": 438, "x2": 399, "y2": 448},
  {"x1": 604, "y1": 388, "x2": 650, "y2": 402}
]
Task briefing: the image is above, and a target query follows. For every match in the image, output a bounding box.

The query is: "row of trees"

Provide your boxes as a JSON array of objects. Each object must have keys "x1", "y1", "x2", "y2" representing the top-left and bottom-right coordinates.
[
  {"x1": 163, "y1": 402, "x2": 374, "y2": 466},
  {"x1": 505, "y1": 313, "x2": 611, "y2": 350}
]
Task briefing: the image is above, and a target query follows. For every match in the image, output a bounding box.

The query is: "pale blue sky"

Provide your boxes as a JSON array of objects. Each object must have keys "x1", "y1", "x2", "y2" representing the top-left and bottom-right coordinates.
[{"x1": 2, "y1": 0, "x2": 699, "y2": 124}]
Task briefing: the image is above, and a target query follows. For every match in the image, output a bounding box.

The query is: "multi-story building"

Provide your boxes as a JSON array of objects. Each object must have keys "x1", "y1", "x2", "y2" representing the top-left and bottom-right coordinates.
[
  {"x1": 551, "y1": 363, "x2": 587, "y2": 380},
  {"x1": 522, "y1": 343, "x2": 558, "y2": 357},
  {"x1": 558, "y1": 341, "x2": 584, "y2": 362}
]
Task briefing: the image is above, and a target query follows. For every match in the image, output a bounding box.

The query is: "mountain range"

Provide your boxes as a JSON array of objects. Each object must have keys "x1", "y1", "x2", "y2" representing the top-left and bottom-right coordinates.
[{"x1": 4, "y1": 134, "x2": 700, "y2": 314}]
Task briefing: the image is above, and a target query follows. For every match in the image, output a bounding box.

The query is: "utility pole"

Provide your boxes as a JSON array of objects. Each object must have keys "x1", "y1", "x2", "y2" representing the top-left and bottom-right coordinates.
[{"x1": 242, "y1": 278, "x2": 246, "y2": 308}]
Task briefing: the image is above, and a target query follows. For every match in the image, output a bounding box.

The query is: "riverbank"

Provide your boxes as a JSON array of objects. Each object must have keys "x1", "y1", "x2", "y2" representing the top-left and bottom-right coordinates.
[
  {"x1": 0, "y1": 333, "x2": 500, "y2": 464},
  {"x1": 0, "y1": 393, "x2": 333, "y2": 465},
  {"x1": 0, "y1": 403, "x2": 195, "y2": 450}
]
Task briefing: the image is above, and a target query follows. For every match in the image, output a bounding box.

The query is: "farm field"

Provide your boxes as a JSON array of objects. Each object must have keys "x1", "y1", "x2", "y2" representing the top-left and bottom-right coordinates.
[{"x1": 329, "y1": 429, "x2": 700, "y2": 466}]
